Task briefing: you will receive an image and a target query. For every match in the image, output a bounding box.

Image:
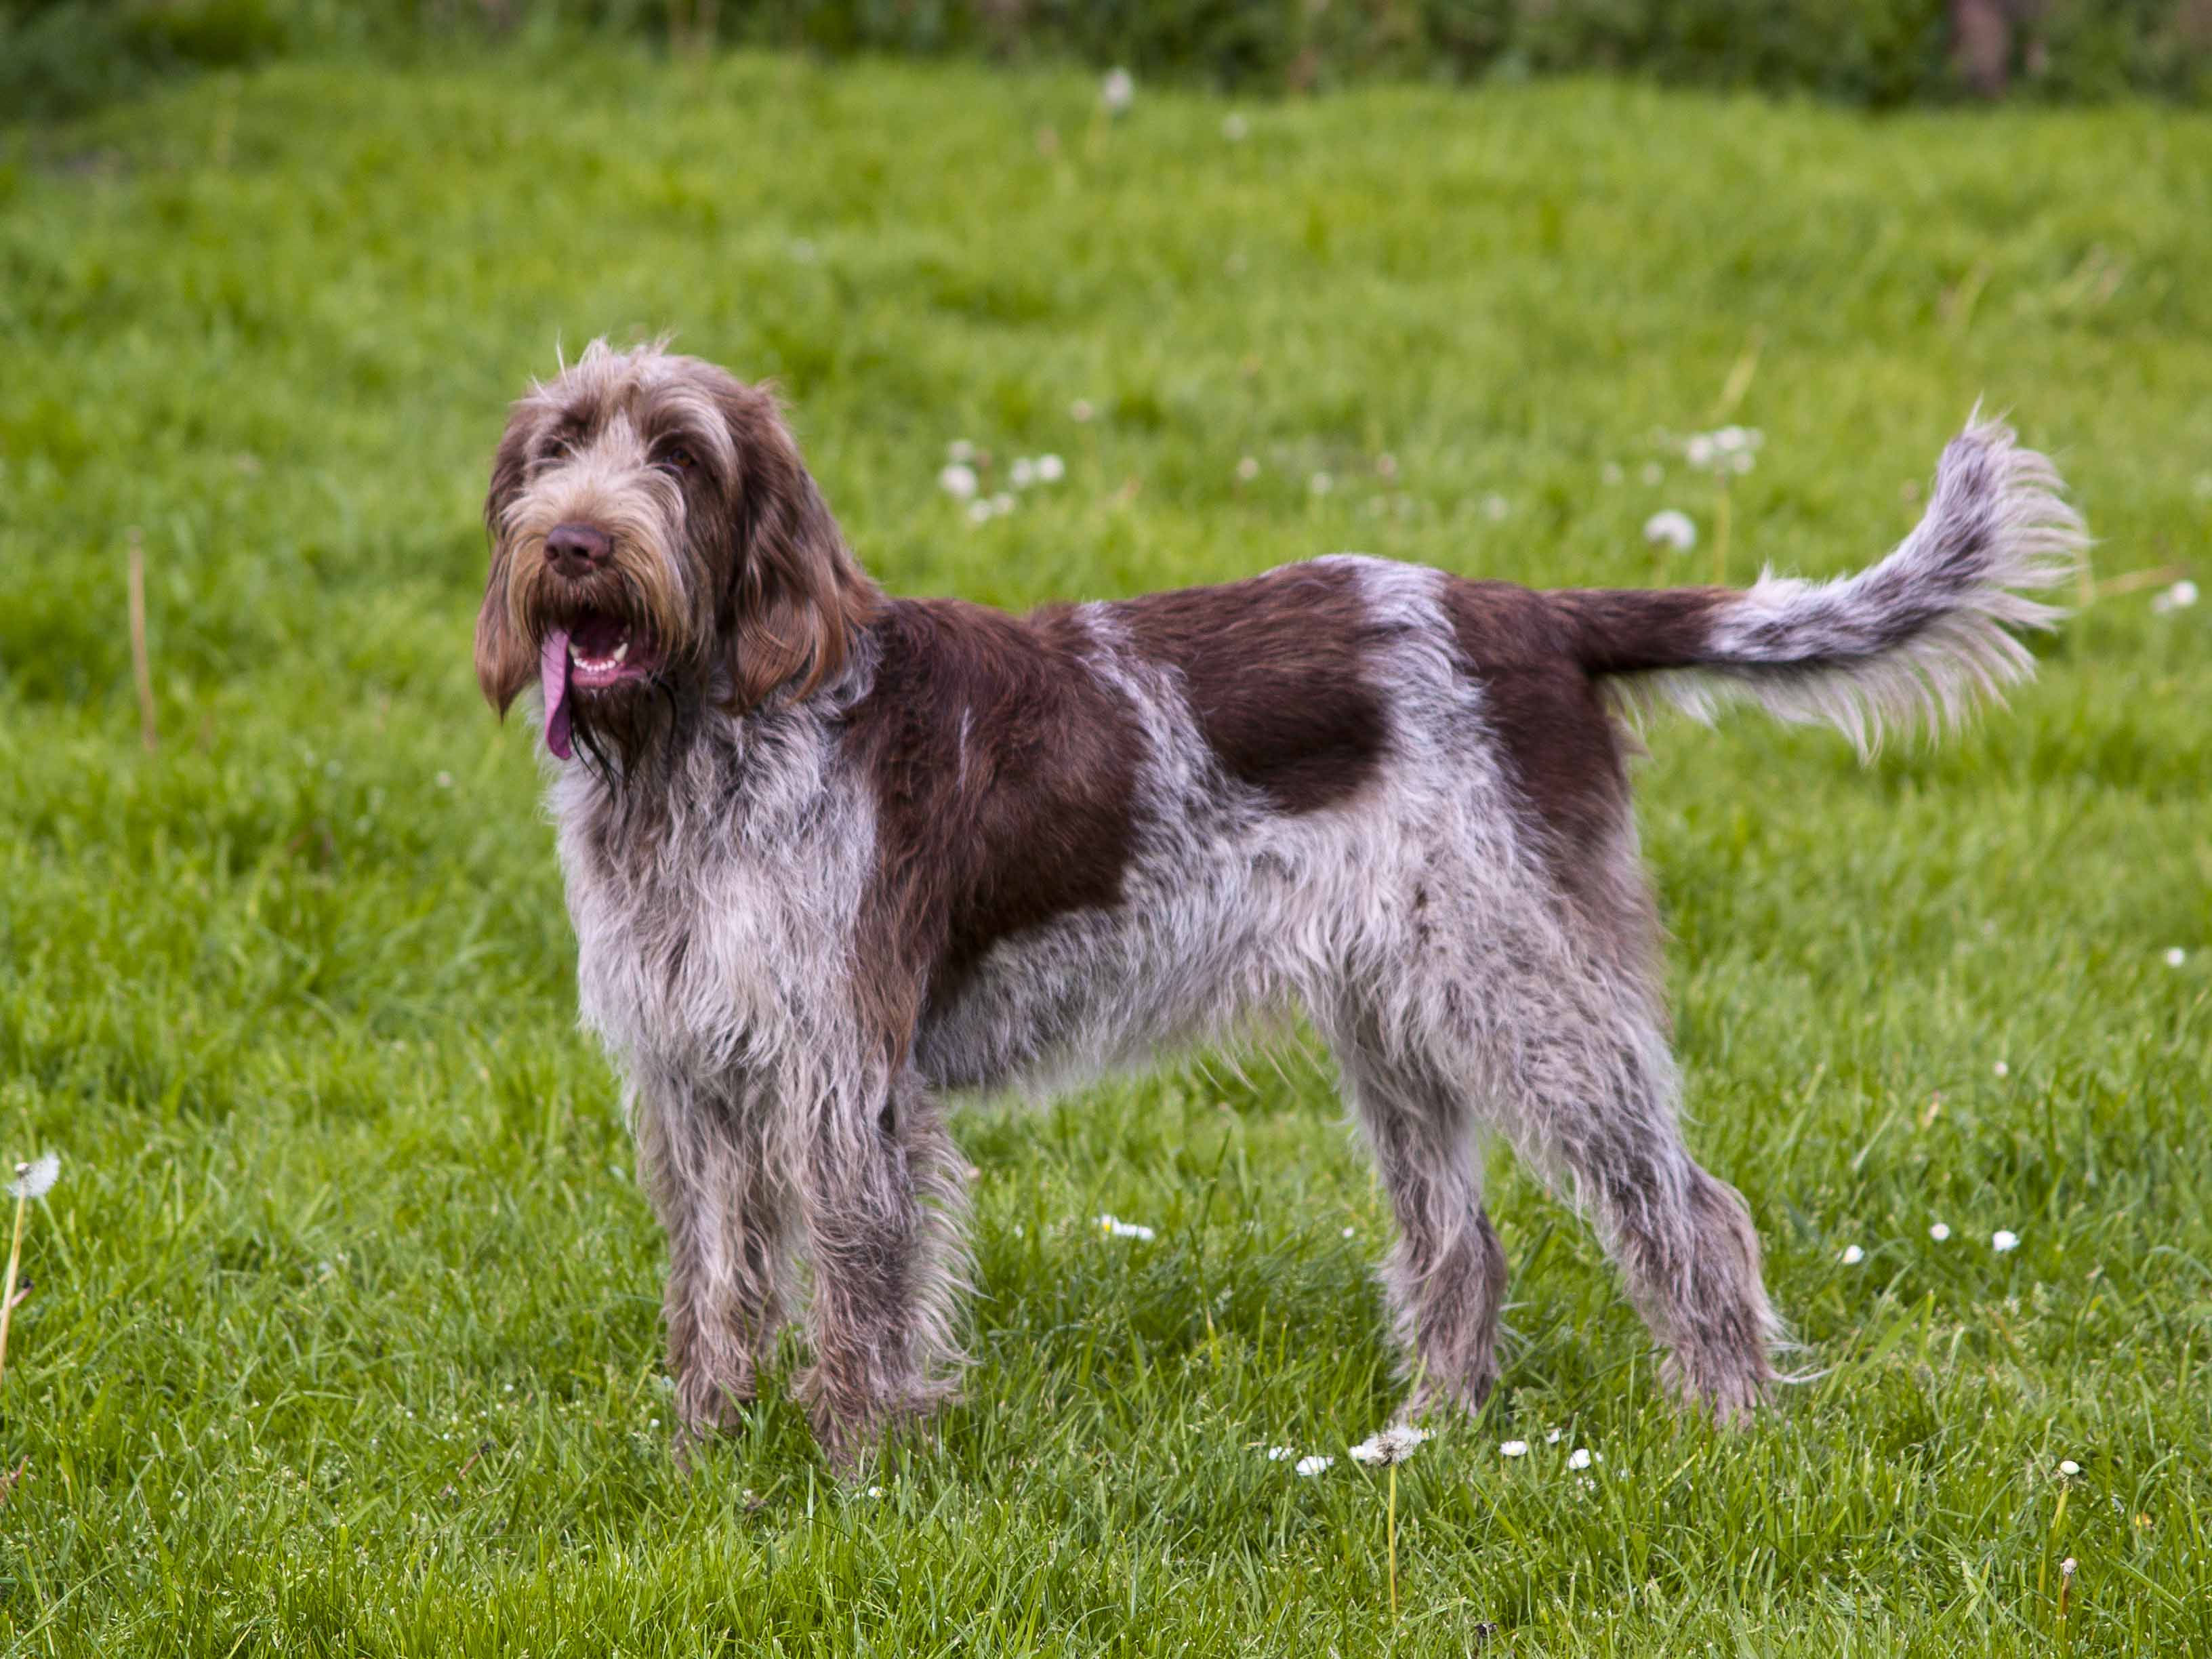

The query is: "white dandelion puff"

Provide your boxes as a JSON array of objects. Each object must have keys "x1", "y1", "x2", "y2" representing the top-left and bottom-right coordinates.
[
  {"x1": 6, "y1": 1156, "x2": 58, "y2": 1202},
  {"x1": 2165, "y1": 947, "x2": 2186, "y2": 968},
  {"x1": 1841, "y1": 1244, "x2": 1865, "y2": 1265},
  {"x1": 1101, "y1": 68, "x2": 1135, "y2": 115},
  {"x1": 1294, "y1": 1454, "x2": 1333, "y2": 1477},
  {"x1": 1009, "y1": 457, "x2": 1036, "y2": 489},
  {"x1": 1992, "y1": 1230, "x2": 2020, "y2": 1253},
  {"x1": 966, "y1": 500, "x2": 993, "y2": 525},
  {"x1": 1036, "y1": 453, "x2": 1065, "y2": 483},
  {"x1": 1643, "y1": 509, "x2": 1697, "y2": 552},
  {"x1": 989, "y1": 492, "x2": 1015, "y2": 516},
  {"x1": 2151, "y1": 579, "x2": 2198, "y2": 614},
  {"x1": 1350, "y1": 1425, "x2": 1429, "y2": 1467},
  {"x1": 1929, "y1": 1222, "x2": 1951, "y2": 1242},
  {"x1": 1498, "y1": 1439, "x2": 1529, "y2": 1458},
  {"x1": 946, "y1": 438, "x2": 975, "y2": 464},
  {"x1": 939, "y1": 462, "x2": 978, "y2": 499}
]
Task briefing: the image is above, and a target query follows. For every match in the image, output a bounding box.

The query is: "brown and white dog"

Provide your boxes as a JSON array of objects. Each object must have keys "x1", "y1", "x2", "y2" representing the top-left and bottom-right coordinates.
[{"x1": 476, "y1": 341, "x2": 2081, "y2": 1460}]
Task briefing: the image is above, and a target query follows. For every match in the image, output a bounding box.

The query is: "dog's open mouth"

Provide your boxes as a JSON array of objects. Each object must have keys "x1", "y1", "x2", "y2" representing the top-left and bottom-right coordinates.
[{"x1": 538, "y1": 611, "x2": 661, "y2": 760}]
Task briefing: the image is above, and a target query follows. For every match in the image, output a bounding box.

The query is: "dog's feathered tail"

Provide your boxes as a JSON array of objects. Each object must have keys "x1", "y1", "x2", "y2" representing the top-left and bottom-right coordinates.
[{"x1": 1564, "y1": 419, "x2": 2086, "y2": 756}]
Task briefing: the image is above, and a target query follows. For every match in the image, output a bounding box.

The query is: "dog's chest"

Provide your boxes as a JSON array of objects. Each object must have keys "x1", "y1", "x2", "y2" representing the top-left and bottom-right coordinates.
[{"x1": 551, "y1": 729, "x2": 870, "y2": 1081}]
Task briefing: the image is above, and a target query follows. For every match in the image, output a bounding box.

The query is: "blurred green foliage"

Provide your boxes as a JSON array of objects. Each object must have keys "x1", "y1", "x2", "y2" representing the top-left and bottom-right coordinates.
[{"x1": 5, "y1": 0, "x2": 2210, "y2": 118}]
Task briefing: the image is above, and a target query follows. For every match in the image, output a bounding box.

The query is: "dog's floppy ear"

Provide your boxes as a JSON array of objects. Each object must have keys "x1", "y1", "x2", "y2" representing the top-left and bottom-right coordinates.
[
  {"x1": 717, "y1": 385, "x2": 880, "y2": 711},
  {"x1": 475, "y1": 405, "x2": 539, "y2": 716}
]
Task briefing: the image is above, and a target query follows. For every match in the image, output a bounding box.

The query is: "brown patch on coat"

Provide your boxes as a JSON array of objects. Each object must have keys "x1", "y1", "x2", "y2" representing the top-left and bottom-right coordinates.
[
  {"x1": 1115, "y1": 561, "x2": 1389, "y2": 815},
  {"x1": 844, "y1": 598, "x2": 1145, "y2": 1052},
  {"x1": 1441, "y1": 579, "x2": 1718, "y2": 976}
]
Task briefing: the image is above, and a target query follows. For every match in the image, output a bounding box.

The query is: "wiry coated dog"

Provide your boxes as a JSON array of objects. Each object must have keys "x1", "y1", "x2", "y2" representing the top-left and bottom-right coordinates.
[{"x1": 476, "y1": 341, "x2": 2081, "y2": 1461}]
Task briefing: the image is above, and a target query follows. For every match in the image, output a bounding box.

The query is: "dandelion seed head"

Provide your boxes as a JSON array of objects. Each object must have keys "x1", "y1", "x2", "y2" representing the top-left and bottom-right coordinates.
[
  {"x1": 6, "y1": 1154, "x2": 59, "y2": 1202},
  {"x1": 1036, "y1": 453, "x2": 1065, "y2": 483},
  {"x1": 939, "y1": 462, "x2": 978, "y2": 499},
  {"x1": 2151, "y1": 579, "x2": 2198, "y2": 614},
  {"x1": 1009, "y1": 457, "x2": 1036, "y2": 489},
  {"x1": 1643, "y1": 509, "x2": 1697, "y2": 552},
  {"x1": 1350, "y1": 1425, "x2": 1429, "y2": 1467},
  {"x1": 2060, "y1": 1555, "x2": 2077, "y2": 1577}
]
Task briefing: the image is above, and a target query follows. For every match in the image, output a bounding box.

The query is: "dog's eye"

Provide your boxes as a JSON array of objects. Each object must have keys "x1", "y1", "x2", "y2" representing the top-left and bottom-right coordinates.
[{"x1": 660, "y1": 447, "x2": 695, "y2": 474}]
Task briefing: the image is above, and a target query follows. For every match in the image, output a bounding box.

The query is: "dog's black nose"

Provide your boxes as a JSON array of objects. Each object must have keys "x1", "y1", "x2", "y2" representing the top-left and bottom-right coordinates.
[{"x1": 544, "y1": 523, "x2": 612, "y2": 577}]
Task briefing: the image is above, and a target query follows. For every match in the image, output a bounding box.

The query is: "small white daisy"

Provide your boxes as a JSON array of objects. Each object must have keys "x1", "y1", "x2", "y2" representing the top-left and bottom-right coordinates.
[
  {"x1": 1349, "y1": 1425, "x2": 1429, "y2": 1467},
  {"x1": 947, "y1": 438, "x2": 975, "y2": 464},
  {"x1": 1643, "y1": 510, "x2": 1697, "y2": 552},
  {"x1": 1498, "y1": 1440, "x2": 1529, "y2": 1458},
  {"x1": 1101, "y1": 68, "x2": 1135, "y2": 114},
  {"x1": 2059, "y1": 1460, "x2": 2081, "y2": 1477},
  {"x1": 1009, "y1": 457, "x2": 1036, "y2": 489},
  {"x1": 1841, "y1": 1244, "x2": 1865, "y2": 1265},
  {"x1": 435, "y1": 771, "x2": 453, "y2": 789},
  {"x1": 989, "y1": 492, "x2": 1015, "y2": 516},
  {"x1": 1545, "y1": 1428, "x2": 1563, "y2": 1444},
  {"x1": 1094, "y1": 1214, "x2": 1156, "y2": 1242},
  {"x1": 1036, "y1": 453, "x2": 1065, "y2": 483},
  {"x1": 1929, "y1": 1222, "x2": 1951, "y2": 1242},
  {"x1": 1265, "y1": 1445, "x2": 1295, "y2": 1462},
  {"x1": 966, "y1": 500, "x2": 993, "y2": 525},
  {"x1": 1685, "y1": 434, "x2": 1717, "y2": 470},
  {"x1": 939, "y1": 462, "x2": 978, "y2": 499},
  {"x1": 866, "y1": 1485, "x2": 883, "y2": 1498},
  {"x1": 1294, "y1": 1454, "x2": 1333, "y2": 1477},
  {"x1": 1993, "y1": 1061, "x2": 2010, "y2": 1078},
  {"x1": 1992, "y1": 1230, "x2": 2020, "y2": 1253},
  {"x1": 2165, "y1": 947, "x2": 2186, "y2": 968},
  {"x1": 1566, "y1": 1447, "x2": 1595, "y2": 1471},
  {"x1": 1235, "y1": 456, "x2": 1260, "y2": 482}
]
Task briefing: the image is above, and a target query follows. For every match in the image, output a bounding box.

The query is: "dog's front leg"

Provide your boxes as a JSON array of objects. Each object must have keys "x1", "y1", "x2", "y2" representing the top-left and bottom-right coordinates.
[
  {"x1": 793, "y1": 1069, "x2": 970, "y2": 1465},
  {"x1": 632, "y1": 1070, "x2": 792, "y2": 1454}
]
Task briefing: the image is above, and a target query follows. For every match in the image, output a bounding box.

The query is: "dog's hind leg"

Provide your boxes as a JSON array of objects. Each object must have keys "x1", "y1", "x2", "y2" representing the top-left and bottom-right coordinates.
[
  {"x1": 1328, "y1": 1002, "x2": 1510, "y2": 1418},
  {"x1": 1458, "y1": 939, "x2": 1780, "y2": 1422},
  {"x1": 633, "y1": 1074, "x2": 793, "y2": 1450},
  {"x1": 793, "y1": 1069, "x2": 970, "y2": 1463}
]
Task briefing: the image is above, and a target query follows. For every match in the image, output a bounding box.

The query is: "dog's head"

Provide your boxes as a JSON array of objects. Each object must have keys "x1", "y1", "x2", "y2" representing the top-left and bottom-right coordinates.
[{"x1": 476, "y1": 340, "x2": 878, "y2": 766}]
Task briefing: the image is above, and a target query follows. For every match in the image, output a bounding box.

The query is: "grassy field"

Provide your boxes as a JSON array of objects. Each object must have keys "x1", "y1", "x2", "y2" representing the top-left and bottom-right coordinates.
[{"x1": 3, "y1": 50, "x2": 2210, "y2": 1656}]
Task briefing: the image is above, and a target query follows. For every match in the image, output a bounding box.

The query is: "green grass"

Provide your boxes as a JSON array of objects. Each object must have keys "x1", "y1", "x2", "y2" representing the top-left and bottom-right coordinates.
[{"x1": 3, "y1": 52, "x2": 2211, "y2": 1656}]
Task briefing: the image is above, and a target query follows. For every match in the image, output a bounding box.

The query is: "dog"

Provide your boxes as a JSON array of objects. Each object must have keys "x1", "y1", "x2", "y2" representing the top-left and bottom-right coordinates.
[{"x1": 475, "y1": 340, "x2": 2081, "y2": 1460}]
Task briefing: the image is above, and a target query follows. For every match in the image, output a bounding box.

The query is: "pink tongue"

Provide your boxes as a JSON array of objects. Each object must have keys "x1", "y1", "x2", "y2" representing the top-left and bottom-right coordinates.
[{"x1": 539, "y1": 630, "x2": 574, "y2": 760}]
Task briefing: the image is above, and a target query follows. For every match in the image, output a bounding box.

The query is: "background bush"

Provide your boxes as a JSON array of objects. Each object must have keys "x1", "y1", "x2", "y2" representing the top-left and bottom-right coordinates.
[{"x1": 6, "y1": 0, "x2": 2211, "y2": 119}]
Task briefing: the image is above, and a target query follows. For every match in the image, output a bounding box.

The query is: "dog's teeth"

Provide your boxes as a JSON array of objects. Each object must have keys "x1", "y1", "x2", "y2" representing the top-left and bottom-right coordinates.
[{"x1": 610, "y1": 640, "x2": 630, "y2": 663}]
